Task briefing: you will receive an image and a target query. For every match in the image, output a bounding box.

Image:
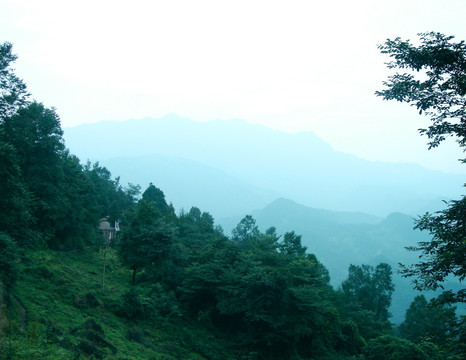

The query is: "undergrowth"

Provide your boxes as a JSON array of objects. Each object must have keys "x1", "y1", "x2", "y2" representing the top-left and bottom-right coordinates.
[{"x1": 1, "y1": 247, "x2": 239, "y2": 360}]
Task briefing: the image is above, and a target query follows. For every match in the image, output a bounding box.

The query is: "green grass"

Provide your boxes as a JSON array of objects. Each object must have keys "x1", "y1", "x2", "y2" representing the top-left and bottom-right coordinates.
[
  {"x1": 2, "y1": 247, "x2": 364, "y2": 360},
  {"x1": 3, "y1": 247, "x2": 239, "y2": 360}
]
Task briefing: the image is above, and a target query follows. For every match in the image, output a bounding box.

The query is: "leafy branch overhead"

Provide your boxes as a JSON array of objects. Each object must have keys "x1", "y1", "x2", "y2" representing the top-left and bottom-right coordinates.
[
  {"x1": 401, "y1": 197, "x2": 466, "y2": 303},
  {"x1": 0, "y1": 42, "x2": 29, "y2": 120},
  {"x1": 376, "y1": 32, "x2": 466, "y2": 150},
  {"x1": 377, "y1": 32, "x2": 466, "y2": 304}
]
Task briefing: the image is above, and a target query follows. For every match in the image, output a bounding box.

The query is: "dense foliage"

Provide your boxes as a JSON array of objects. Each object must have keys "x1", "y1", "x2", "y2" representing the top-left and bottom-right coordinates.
[
  {"x1": 399, "y1": 295, "x2": 457, "y2": 347},
  {"x1": 376, "y1": 32, "x2": 466, "y2": 150},
  {"x1": 0, "y1": 40, "x2": 464, "y2": 359},
  {"x1": 377, "y1": 32, "x2": 466, "y2": 306},
  {"x1": 339, "y1": 263, "x2": 394, "y2": 340},
  {"x1": 0, "y1": 42, "x2": 29, "y2": 119}
]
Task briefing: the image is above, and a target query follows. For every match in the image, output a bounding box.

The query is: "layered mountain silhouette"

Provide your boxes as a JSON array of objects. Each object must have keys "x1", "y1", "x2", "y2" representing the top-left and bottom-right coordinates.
[
  {"x1": 219, "y1": 198, "x2": 421, "y2": 284},
  {"x1": 64, "y1": 114, "x2": 464, "y2": 219},
  {"x1": 64, "y1": 114, "x2": 465, "y2": 322},
  {"x1": 99, "y1": 154, "x2": 279, "y2": 218}
]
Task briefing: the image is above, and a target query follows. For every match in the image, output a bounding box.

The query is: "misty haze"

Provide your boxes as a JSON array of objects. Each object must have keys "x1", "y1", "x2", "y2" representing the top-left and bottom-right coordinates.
[{"x1": 1, "y1": 1, "x2": 465, "y2": 359}]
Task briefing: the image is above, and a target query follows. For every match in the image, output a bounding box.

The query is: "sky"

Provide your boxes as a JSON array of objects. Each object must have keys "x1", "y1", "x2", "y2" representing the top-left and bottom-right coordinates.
[{"x1": 1, "y1": 0, "x2": 466, "y2": 174}]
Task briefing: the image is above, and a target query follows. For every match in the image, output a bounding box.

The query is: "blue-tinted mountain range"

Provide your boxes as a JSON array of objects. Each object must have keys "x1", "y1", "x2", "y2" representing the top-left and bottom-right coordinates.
[{"x1": 64, "y1": 114, "x2": 464, "y2": 218}]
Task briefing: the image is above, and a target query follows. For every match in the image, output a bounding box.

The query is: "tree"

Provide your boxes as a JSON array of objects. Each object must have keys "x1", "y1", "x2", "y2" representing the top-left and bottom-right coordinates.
[
  {"x1": 118, "y1": 199, "x2": 175, "y2": 285},
  {"x1": 1, "y1": 102, "x2": 66, "y2": 241},
  {"x1": 0, "y1": 42, "x2": 29, "y2": 120},
  {"x1": 141, "y1": 182, "x2": 169, "y2": 214},
  {"x1": 401, "y1": 199, "x2": 466, "y2": 303},
  {"x1": 376, "y1": 32, "x2": 466, "y2": 150},
  {"x1": 54, "y1": 151, "x2": 101, "y2": 248},
  {"x1": 0, "y1": 142, "x2": 33, "y2": 242},
  {"x1": 377, "y1": 32, "x2": 466, "y2": 304},
  {"x1": 215, "y1": 222, "x2": 339, "y2": 358},
  {"x1": 279, "y1": 231, "x2": 307, "y2": 258},
  {"x1": 0, "y1": 233, "x2": 19, "y2": 293},
  {"x1": 180, "y1": 216, "x2": 339, "y2": 358},
  {"x1": 340, "y1": 263, "x2": 394, "y2": 340},
  {"x1": 231, "y1": 215, "x2": 260, "y2": 247},
  {"x1": 364, "y1": 335, "x2": 440, "y2": 360},
  {"x1": 0, "y1": 102, "x2": 105, "y2": 248},
  {"x1": 399, "y1": 295, "x2": 457, "y2": 348},
  {"x1": 342, "y1": 263, "x2": 394, "y2": 320},
  {"x1": 373, "y1": 263, "x2": 395, "y2": 320},
  {"x1": 83, "y1": 162, "x2": 140, "y2": 224},
  {"x1": 1, "y1": 102, "x2": 65, "y2": 174}
]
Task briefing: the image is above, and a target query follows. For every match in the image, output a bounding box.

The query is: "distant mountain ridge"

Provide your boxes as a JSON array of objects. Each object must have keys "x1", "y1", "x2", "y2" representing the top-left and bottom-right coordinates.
[
  {"x1": 218, "y1": 197, "x2": 422, "y2": 280},
  {"x1": 98, "y1": 154, "x2": 279, "y2": 218},
  {"x1": 64, "y1": 114, "x2": 465, "y2": 218}
]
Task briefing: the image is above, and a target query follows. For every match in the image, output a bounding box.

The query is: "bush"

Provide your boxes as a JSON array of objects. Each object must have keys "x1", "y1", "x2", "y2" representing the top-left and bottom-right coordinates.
[
  {"x1": 364, "y1": 335, "x2": 439, "y2": 360},
  {"x1": 0, "y1": 232, "x2": 19, "y2": 293},
  {"x1": 71, "y1": 318, "x2": 117, "y2": 358},
  {"x1": 121, "y1": 287, "x2": 154, "y2": 320},
  {"x1": 337, "y1": 320, "x2": 366, "y2": 355},
  {"x1": 127, "y1": 326, "x2": 145, "y2": 344},
  {"x1": 73, "y1": 292, "x2": 100, "y2": 309}
]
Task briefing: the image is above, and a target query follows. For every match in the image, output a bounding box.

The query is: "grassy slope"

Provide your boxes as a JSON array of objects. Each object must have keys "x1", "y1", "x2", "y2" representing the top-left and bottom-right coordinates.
[{"x1": 7, "y1": 247, "x2": 241, "y2": 360}]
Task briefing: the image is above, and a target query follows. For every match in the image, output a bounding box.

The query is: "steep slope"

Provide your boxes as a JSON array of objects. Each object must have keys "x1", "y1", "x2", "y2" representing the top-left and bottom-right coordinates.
[
  {"x1": 7, "y1": 248, "x2": 241, "y2": 359},
  {"x1": 64, "y1": 115, "x2": 464, "y2": 217}
]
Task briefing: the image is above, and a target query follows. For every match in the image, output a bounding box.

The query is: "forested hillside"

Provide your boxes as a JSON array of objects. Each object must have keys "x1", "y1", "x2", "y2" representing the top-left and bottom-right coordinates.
[{"x1": 1, "y1": 35, "x2": 465, "y2": 360}]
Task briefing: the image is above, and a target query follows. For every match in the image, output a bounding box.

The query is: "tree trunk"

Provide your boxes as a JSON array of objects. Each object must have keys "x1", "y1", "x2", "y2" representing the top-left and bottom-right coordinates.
[
  {"x1": 102, "y1": 240, "x2": 108, "y2": 291},
  {"x1": 131, "y1": 267, "x2": 137, "y2": 286}
]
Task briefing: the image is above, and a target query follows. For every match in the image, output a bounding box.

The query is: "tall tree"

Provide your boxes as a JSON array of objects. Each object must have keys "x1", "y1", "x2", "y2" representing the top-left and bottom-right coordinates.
[
  {"x1": 399, "y1": 295, "x2": 457, "y2": 348},
  {"x1": 141, "y1": 182, "x2": 169, "y2": 214},
  {"x1": 376, "y1": 32, "x2": 466, "y2": 150},
  {"x1": 279, "y1": 231, "x2": 307, "y2": 258},
  {"x1": 216, "y1": 220, "x2": 338, "y2": 358},
  {"x1": 231, "y1": 215, "x2": 260, "y2": 248},
  {"x1": 340, "y1": 263, "x2": 394, "y2": 340},
  {"x1": 377, "y1": 32, "x2": 466, "y2": 303},
  {"x1": 118, "y1": 199, "x2": 175, "y2": 285},
  {"x1": 0, "y1": 42, "x2": 29, "y2": 120},
  {"x1": 1, "y1": 102, "x2": 66, "y2": 242},
  {"x1": 54, "y1": 152, "x2": 101, "y2": 248},
  {"x1": 342, "y1": 263, "x2": 394, "y2": 320},
  {"x1": 0, "y1": 44, "x2": 137, "y2": 250},
  {"x1": 0, "y1": 233, "x2": 19, "y2": 293},
  {"x1": 373, "y1": 263, "x2": 395, "y2": 320},
  {"x1": 0, "y1": 142, "x2": 33, "y2": 242},
  {"x1": 83, "y1": 162, "x2": 139, "y2": 222},
  {"x1": 403, "y1": 199, "x2": 466, "y2": 303}
]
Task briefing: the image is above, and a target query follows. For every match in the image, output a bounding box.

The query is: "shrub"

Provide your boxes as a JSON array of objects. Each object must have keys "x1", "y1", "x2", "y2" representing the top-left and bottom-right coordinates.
[{"x1": 364, "y1": 335, "x2": 439, "y2": 360}]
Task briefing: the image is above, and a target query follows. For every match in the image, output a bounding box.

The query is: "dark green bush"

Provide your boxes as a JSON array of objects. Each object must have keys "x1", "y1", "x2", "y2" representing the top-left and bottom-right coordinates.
[
  {"x1": 127, "y1": 326, "x2": 145, "y2": 344},
  {"x1": 121, "y1": 287, "x2": 154, "y2": 320},
  {"x1": 364, "y1": 335, "x2": 439, "y2": 360},
  {"x1": 73, "y1": 292, "x2": 100, "y2": 309}
]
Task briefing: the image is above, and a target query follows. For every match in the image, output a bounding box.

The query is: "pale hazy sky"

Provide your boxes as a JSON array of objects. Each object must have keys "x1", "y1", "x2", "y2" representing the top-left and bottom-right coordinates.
[{"x1": 2, "y1": 0, "x2": 466, "y2": 173}]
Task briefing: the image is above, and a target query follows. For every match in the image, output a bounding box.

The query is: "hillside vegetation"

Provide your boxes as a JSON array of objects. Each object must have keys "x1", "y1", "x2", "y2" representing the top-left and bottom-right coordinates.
[
  {"x1": 1, "y1": 36, "x2": 465, "y2": 359},
  {"x1": 3, "y1": 246, "x2": 241, "y2": 359}
]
